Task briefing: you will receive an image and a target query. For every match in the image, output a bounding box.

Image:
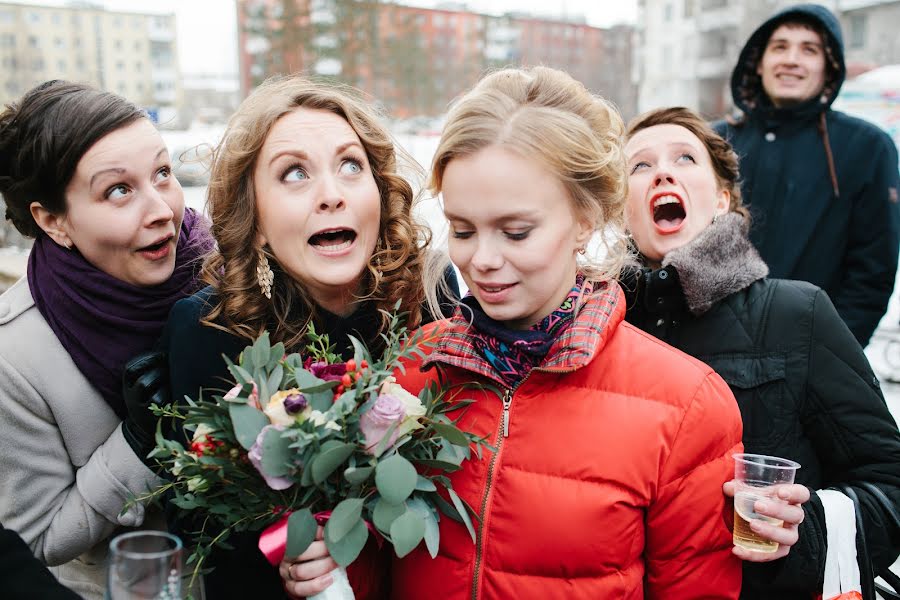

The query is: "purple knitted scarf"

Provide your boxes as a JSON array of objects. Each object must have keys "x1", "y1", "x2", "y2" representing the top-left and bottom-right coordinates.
[{"x1": 26, "y1": 208, "x2": 213, "y2": 418}]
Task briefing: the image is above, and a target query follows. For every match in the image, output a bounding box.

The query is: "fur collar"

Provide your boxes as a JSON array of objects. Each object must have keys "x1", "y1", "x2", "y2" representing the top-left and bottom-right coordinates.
[{"x1": 662, "y1": 212, "x2": 769, "y2": 315}]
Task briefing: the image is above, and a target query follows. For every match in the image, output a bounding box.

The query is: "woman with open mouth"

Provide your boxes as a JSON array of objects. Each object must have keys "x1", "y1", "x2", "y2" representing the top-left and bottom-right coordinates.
[
  {"x1": 622, "y1": 106, "x2": 900, "y2": 600},
  {"x1": 0, "y1": 81, "x2": 213, "y2": 598},
  {"x1": 162, "y1": 75, "x2": 457, "y2": 599}
]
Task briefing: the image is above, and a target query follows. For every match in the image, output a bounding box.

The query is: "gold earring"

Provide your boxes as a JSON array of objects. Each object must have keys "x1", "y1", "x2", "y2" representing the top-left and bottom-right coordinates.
[{"x1": 256, "y1": 249, "x2": 274, "y2": 300}]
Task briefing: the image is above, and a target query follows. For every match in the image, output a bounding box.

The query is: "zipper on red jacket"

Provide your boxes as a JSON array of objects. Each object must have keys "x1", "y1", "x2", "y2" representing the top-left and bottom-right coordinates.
[{"x1": 470, "y1": 387, "x2": 511, "y2": 600}]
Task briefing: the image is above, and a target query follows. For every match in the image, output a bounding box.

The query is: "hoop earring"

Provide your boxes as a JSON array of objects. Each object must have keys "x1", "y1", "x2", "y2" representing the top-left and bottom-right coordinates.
[{"x1": 256, "y1": 248, "x2": 274, "y2": 300}]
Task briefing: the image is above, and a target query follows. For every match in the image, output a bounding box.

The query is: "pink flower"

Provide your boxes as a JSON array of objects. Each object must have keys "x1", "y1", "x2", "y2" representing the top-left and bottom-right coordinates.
[
  {"x1": 223, "y1": 382, "x2": 260, "y2": 410},
  {"x1": 307, "y1": 361, "x2": 347, "y2": 382},
  {"x1": 360, "y1": 393, "x2": 407, "y2": 454},
  {"x1": 248, "y1": 426, "x2": 294, "y2": 490}
]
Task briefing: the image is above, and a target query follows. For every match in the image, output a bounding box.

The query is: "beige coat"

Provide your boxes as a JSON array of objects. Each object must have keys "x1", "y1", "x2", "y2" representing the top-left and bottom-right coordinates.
[{"x1": 0, "y1": 277, "x2": 164, "y2": 599}]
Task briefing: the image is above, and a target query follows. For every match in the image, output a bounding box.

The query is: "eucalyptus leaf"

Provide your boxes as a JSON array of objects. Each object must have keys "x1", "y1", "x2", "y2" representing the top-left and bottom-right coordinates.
[
  {"x1": 250, "y1": 334, "x2": 270, "y2": 369},
  {"x1": 325, "y1": 498, "x2": 364, "y2": 543},
  {"x1": 375, "y1": 455, "x2": 417, "y2": 505},
  {"x1": 228, "y1": 364, "x2": 254, "y2": 387},
  {"x1": 373, "y1": 498, "x2": 406, "y2": 534},
  {"x1": 286, "y1": 509, "x2": 317, "y2": 558},
  {"x1": 269, "y1": 342, "x2": 286, "y2": 366},
  {"x1": 448, "y1": 488, "x2": 476, "y2": 543},
  {"x1": 431, "y1": 422, "x2": 469, "y2": 447},
  {"x1": 344, "y1": 466, "x2": 374, "y2": 486},
  {"x1": 228, "y1": 403, "x2": 269, "y2": 450},
  {"x1": 260, "y1": 426, "x2": 292, "y2": 477},
  {"x1": 348, "y1": 335, "x2": 368, "y2": 366},
  {"x1": 389, "y1": 510, "x2": 426, "y2": 558},
  {"x1": 326, "y1": 518, "x2": 368, "y2": 568},
  {"x1": 414, "y1": 459, "x2": 462, "y2": 473},
  {"x1": 267, "y1": 365, "x2": 284, "y2": 397},
  {"x1": 407, "y1": 497, "x2": 440, "y2": 559},
  {"x1": 414, "y1": 476, "x2": 437, "y2": 492},
  {"x1": 311, "y1": 443, "x2": 356, "y2": 484}
]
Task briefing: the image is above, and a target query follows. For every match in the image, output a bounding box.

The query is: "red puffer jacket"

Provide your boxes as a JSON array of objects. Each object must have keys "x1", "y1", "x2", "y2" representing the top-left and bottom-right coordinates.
[{"x1": 390, "y1": 282, "x2": 743, "y2": 600}]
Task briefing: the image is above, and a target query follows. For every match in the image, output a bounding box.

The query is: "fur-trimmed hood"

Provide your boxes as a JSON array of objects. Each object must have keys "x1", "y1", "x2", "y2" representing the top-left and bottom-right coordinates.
[{"x1": 633, "y1": 213, "x2": 769, "y2": 316}]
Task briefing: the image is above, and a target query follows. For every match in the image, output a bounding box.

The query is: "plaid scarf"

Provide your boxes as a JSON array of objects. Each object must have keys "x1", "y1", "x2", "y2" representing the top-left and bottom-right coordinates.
[{"x1": 463, "y1": 277, "x2": 586, "y2": 387}]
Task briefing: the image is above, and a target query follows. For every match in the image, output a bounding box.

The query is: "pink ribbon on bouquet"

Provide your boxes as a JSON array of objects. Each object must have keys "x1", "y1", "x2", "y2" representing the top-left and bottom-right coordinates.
[{"x1": 258, "y1": 510, "x2": 382, "y2": 566}]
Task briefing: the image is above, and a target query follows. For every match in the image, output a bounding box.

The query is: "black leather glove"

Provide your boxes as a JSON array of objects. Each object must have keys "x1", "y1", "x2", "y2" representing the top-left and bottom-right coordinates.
[{"x1": 122, "y1": 351, "x2": 170, "y2": 463}]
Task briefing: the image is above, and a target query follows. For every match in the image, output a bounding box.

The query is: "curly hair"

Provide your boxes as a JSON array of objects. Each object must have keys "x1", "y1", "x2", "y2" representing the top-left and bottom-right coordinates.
[
  {"x1": 201, "y1": 75, "x2": 431, "y2": 349},
  {"x1": 625, "y1": 106, "x2": 749, "y2": 221},
  {"x1": 429, "y1": 66, "x2": 630, "y2": 286},
  {"x1": 0, "y1": 80, "x2": 144, "y2": 238}
]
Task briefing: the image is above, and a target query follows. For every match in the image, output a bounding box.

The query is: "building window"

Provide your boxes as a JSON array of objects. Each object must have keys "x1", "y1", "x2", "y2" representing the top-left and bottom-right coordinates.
[
  {"x1": 134, "y1": 41, "x2": 141, "y2": 51},
  {"x1": 6, "y1": 81, "x2": 20, "y2": 94},
  {"x1": 28, "y1": 11, "x2": 40, "y2": 24},
  {"x1": 0, "y1": 9, "x2": 14, "y2": 23},
  {"x1": 71, "y1": 13, "x2": 80, "y2": 26},
  {"x1": 57, "y1": 59, "x2": 66, "y2": 71},
  {"x1": 115, "y1": 40, "x2": 123, "y2": 50},
  {"x1": 51, "y1": 12, "x2": 61, "y2": 25},
  {"x1": 849, "y1": 14, "x2": 866, "y2": 49},
  {"x1": 55, "y1": 37, "x2": 64, "y2": 49},
  {"x1": 135, "y1": 61, "x2": 143, "y2": 71},
  {"x1": 32, "y1": 57, "x2": 44, "y2": 70},
  {"x1": 74, "y1": 37, "x2": 82, "y2": 48},
  {"x1": 116, "y1": 60, "x2": 125, "y2": 71},
  {"x1": 28, "y1": 35, "x2": 38, "y2": 48},
  {"x1": 664, "y1": 2, "x2": 674, "y2": 21},
  {"x1": 0, "y1": 33, "x2": 14, "y2": 48},
  {"x1": 118, "y1": 83, "x2": 127, "y2": 94}
]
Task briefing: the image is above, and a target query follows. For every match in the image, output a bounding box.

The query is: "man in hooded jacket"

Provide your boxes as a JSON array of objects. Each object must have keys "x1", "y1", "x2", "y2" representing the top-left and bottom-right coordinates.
[{"x1": 714, "y1": 3, "x2": 899, "y2": 348}]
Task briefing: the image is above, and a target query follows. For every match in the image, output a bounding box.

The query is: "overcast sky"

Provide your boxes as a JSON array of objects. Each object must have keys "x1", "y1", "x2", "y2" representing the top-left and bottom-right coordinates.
[{"x1": 13, "y1": 0, "x2": 637, "y2": 76}]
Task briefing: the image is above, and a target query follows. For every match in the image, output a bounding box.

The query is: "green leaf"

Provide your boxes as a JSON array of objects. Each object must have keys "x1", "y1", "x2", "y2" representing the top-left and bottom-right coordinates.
[
  {"x1": 348, "y1": 335, "x2": 369, "y2": 367},
  {"x1": 371, "y1": 421, "x2": 400, "y2": 458},
  {"x1": 344, "y1": 466, "x2": 374, "y2": 486},
  {"x1": 228, "y1": 364, "x2": 254, "y2": 387},
  {"x1": 326, "y1": 517, "x2": 368, "y2": 568},
  {"x1": 250, "y1": 333, "x2": 270, "y2": 369},
  {"x1": 431, "y1": 423, "x2": 470, "y2": 447},
  {"x1": 375, "y1": 455, "x2": 417, "y2": 505},
  {"x1": 448, "y1": 488, "x2": 476, "y2": 543},
  {"x1": 260, "y1": 426, "x2": 292, "y2": 477},
  {"x1": 228, "y1": 403, "x2": 269, "y2": 450},
  {"x1": 373, "y1": 498, "x2": 406, "y2": 534},
  {"x1": 414, "y1": 459, "x2": 461, "y2": 473},
  {"x1": 311, "y1": 442, "x2": 356, "y2": 484},
  {"x1": 436, "y1": 439, "x2": 467, "y2": 466},
  {"x1": 414, "y1": 476, "x2": 436, "y2": 492},
  {"x1": 407, "y1": 497, "x2": 440, "y2": 559},
  {"x1": 269, "y1": 342, "x2": 286, "y2": 366},
  {"x1": 325, "y1": 498, "x2": 364, "y2": 543},
  {"x1": 266, "y1": 364, "x2": 284, "y2": 397},
  {"x1": 286, "y1": 509, "x2": 317, "y2": 559},
  {"x1": 389, "y1": 510, "x2": 426, "y2": 558}
]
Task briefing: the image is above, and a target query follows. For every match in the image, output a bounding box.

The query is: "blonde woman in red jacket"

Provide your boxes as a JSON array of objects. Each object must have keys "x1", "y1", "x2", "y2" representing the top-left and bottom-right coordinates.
[{"x1": 282, "y1": 67, "x2": 744, "y2": 599}]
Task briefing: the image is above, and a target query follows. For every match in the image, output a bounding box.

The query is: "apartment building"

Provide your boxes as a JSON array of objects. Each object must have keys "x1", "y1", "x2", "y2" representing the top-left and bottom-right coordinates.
[
  {"x1": 236, "y1": 0, "x2": 637, "y2": 119},
  {"x1": 0, "y1": 2, "x2": 181, "y2": 121}
]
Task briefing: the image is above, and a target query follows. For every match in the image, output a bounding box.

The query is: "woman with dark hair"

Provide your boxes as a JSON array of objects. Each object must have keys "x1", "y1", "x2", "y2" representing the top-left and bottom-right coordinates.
[
  {"x1": 0, "y1": 80, "x2": 212, "y2": 599},
  {"x1": 162, "y1": 74, "x2": 456, "y2": 599},
  {"x1": 623, "y1": 106, "x2": 900, "y2": 599}
]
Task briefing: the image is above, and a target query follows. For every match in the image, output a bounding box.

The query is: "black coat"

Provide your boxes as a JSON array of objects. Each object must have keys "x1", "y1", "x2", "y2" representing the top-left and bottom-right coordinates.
[
  {"x1": 713, "y1": 3, "x2": 900, "y2": 347},
  {"x1": 0, "y1": 523, "x2": 82, "y2": 599},
  {"x1": 161, "y1": 270, "x2": 458, "y2": 599},
  {"x1": 623, "y1": 214, "x2": 900, "y2": 600}
]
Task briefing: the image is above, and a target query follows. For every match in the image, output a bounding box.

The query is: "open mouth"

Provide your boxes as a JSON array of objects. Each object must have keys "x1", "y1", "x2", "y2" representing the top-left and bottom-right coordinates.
[
  {"x1": 652, "y1": 195, "x2": 686, "y2": 232},
  {"x1": 308, "y1": 228, "x2": 357, "y2": 252},
  {"x1": 138, "y1": 236, "x2": 171, "y2": 253}
]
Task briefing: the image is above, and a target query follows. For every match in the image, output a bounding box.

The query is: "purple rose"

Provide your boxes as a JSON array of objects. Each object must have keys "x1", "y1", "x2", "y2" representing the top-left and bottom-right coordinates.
[
  {"x1": 360, "y1": 394, "x2": 407, "y2": 454},
  {"x1": 248, "y1": 426, "x2": 294, "y2": 490},
  {"x1": 283, "y1": 393, "x2": 308, "y2": 414},
  {"x1": 308, "y1": 361, "x2": 347, "y2": 382}
]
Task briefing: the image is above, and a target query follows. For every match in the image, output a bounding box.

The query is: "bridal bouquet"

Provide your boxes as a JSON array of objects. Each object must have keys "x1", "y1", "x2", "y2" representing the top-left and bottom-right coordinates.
[{"x1": 146, "y1": 308, "x2": 490, "y2": 598}]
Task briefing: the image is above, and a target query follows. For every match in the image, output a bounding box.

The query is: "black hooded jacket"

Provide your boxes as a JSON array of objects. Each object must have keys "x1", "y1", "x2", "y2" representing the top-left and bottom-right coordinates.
[
  {"x1": 713, "y1": 3, "x2": 900, "y2": 347},
  {"x1": 623, "y1": 213, "x2": 900, "y2": 600}
]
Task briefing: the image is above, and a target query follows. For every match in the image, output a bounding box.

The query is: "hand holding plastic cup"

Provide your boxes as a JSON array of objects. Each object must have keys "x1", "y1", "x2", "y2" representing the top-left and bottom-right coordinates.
[{"x1": 732, "y1": 453, "x2": 800, "y2": 553}]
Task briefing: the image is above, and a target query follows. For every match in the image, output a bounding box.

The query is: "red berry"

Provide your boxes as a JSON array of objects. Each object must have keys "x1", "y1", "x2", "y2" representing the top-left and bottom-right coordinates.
[
  {"x1": 360, "y1": 360, "x2": 368, "y2": 369},
  {"x1": 336, "y1": 385, "x2": 345, "y2": 394},
  {"x1": 345, "y1": 359, "x2": 356, "y2": 372},
  {"x1": 341, "y1": 373, "x2": 353, "y2": 387},
  {"x1": 354, "y1": 372, "x2": 362, "y2": 381}
]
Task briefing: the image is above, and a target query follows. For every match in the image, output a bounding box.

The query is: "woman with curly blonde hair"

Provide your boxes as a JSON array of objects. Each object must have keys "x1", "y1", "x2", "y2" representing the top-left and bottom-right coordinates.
[
  {"x1": 161, "y1": 74, "x2": 455, "y2": 599},
  {"x1": 285, "y1": 67, "x2": 743, "y2": 599}
]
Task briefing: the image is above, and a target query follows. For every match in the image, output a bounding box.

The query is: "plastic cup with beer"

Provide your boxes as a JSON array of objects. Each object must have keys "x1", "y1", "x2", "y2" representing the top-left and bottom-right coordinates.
[{"x1": 732, "y1": 453, "x2": 800, "y2": 553}]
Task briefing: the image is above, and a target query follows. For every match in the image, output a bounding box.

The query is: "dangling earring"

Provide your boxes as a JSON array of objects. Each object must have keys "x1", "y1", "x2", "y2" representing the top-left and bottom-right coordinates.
[
  {"x1": 577, "y1": 246, "x2": 587, "y2": 255},
  {"x1": 256, "y1": 248, "x2": 274, "y2": 300},
  {"x1": 712, "y1": 213, "x2": 720, "y2": 225}
]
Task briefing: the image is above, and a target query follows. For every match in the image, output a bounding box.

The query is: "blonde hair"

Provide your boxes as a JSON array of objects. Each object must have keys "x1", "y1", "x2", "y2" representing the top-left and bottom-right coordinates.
[
  {"x1": 201, "y1": 75, "x2": 434, "y2": 348},
  {"x1": 430, "y1": 67, "x2": 630, "y2": 289}
]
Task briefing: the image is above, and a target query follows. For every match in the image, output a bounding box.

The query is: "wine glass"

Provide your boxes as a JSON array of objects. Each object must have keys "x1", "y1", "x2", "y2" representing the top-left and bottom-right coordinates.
[{"x1": 106, "y1": 531, "x2": 182, "y2": 599}]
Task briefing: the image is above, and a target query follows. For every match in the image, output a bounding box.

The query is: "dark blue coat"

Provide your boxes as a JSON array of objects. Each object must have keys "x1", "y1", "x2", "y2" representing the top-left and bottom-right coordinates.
[{"x1": 714, "y1": 3, "x2": 900, "y2": 347}]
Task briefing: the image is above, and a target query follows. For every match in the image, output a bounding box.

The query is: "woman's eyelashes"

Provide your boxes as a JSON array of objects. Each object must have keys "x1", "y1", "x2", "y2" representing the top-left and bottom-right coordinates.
[
  {"x1": 677, "y1": 152, "x2": 696, "y2": 164},
  {"x1": 450, "y1": 229, "x2": 531, "y2": 241},
  {"x1": 281, "y1": 155, "x2": 366, "y2": 183}
]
